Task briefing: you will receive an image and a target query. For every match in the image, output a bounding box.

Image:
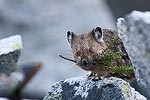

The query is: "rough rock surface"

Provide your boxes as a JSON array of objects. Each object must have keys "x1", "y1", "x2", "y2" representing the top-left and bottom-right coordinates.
[
  {"x1": 0, "y1": 35, "x2": 23, "y2": 96},
  {"x1": 0, "y1": 35, "x2": 23, "y2": 74},
  {"x1": 44, "y1": 76, "x2": 146, "y2": 100},
  {"x1": 117, "y1": 11, "x2": 150, "y2": 97},
  {"x1": 0, "y1": 35, "x2": 22, "y2": 75}
]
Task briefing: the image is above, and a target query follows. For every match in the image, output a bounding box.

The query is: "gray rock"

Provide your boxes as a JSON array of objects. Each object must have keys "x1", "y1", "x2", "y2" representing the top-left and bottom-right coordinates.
[
  {"x1": 43, "y1": 76, "x2": 146, "y2": 100},
  {"x1": 0, "y1": 35, "x2": 23, "y2": 75},
  {"x1": 0, "y1": 50, "x2": 20, "y2": 75},
  {"x1": 0, "y1": 35, "x2": 23, "y2": 96},
  {"x1": 117, "y1": 11, "x2": 150, "y2": 97}
]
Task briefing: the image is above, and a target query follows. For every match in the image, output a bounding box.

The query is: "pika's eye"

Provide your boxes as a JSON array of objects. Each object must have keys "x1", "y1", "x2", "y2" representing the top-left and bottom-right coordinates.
[
  {"x1": 93, "y1": 27, "x2": 103, "y2": 42},
  {"x1": 89, "y1": 48, "x2": 92, "y2": 53},
  {"x1": 67, "y1": 31, "x2": 74, "y2": 44},
  {"x1": 76, "y1": 51, "x2": 79, "y2": 56}
]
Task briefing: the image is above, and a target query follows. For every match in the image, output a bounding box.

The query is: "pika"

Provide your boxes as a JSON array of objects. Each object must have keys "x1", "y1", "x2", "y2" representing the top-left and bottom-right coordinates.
[{"x1": 61, "y1": 27, "x2": 135, "y2": 81}]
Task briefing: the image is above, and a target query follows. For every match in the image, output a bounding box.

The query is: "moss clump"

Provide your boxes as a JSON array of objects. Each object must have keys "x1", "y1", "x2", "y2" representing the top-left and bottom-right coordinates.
[
  {"x1": 95, "y1": 36, "x2": 134, "y2": 75},
  {"x1": 96, "y1": 51, "x2": 122, "y2": 67},
  {"x1": 109, "y1": 65, "x2": 133, "y2": 74}
]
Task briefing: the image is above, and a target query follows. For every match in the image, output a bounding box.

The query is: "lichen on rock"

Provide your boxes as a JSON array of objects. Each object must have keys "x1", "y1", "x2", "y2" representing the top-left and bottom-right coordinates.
[
  {"x1": 0, "y1": 35, "x2": 23, "y2": 74},
  {"x1": 117, "y1": 10, "x2": 150, "y2": 97},
  {"x1": 44, "y1": 82, "x2": 63, "y2": 100},
  {"x1": 0, "y1": 35, "x2": 23, "y2": 96},
  {"x1": 44, "y1": 76, "x2": 146, "y2": 100}
]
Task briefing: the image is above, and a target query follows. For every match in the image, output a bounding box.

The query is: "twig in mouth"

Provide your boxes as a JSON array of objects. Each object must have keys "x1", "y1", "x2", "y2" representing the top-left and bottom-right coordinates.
[{"x1": 58, "y1": 54, "x2": 76, "y2": 63}]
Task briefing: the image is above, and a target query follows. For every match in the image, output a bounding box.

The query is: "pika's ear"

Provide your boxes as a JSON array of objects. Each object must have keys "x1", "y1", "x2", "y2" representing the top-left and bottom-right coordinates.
[
  {"x1": 93, "y1": 27, "x2": 103, "y2": 42},
  {"x1": 67, "y1": 31, "x2": 74, "y2": 44}
]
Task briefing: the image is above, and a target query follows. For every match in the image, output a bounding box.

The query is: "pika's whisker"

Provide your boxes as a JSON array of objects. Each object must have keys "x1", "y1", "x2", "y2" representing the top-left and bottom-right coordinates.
[{"x1": 58, "y1": 54, "x2": 76, "y2": 63}]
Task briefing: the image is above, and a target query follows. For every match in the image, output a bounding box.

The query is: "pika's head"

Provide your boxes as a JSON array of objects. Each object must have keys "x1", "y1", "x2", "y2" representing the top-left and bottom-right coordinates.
[{"x1": 67, "y1": 27, "x2": 107, "y2": 70}]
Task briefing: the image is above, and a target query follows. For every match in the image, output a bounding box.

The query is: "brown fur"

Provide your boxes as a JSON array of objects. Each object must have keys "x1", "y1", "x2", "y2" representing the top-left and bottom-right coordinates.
[{"x1": 69, "y1": 28, "x2": 135, "y2": 81}]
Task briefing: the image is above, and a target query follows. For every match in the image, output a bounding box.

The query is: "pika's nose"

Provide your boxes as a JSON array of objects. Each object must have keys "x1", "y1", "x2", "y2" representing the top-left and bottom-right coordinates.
[{"x1": 82, "y1": 59, "x2": 88, "y2": 67}]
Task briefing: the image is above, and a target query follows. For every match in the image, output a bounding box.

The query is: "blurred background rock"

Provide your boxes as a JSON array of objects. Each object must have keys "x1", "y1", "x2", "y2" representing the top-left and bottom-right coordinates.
[
  {"x1": 0, "y1": 0, "x2": 114, "y2": 99},
  {"x1": 106, "y1": 0, "x2": 150, "y2": 19},
  {"x1": 0, "y1": 0, "x2": 149, "y2": 99}
]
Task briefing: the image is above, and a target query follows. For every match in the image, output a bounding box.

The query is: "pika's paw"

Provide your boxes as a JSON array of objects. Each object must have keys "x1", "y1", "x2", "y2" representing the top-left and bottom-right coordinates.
[{"x1": 87, "y1": 73, "x2": 103, "y2": 81}]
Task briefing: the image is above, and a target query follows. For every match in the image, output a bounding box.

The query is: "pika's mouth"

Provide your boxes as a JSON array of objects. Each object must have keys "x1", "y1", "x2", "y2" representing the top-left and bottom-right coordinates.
[{"x1": 76, "y1": 58, "x2": 94, "y2": 70}]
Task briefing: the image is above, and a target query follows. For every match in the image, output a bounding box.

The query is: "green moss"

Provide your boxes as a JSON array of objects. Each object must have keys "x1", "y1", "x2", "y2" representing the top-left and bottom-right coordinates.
[
  {"x1": 97, "y1": 51, "x2": 122, "y2": 67},
  {"x1": 96, "y1": 36, "x2": 134, "y2": 75},
  {"x1": 109, "y1": 65, "x2": 133, "y2": 74}
]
